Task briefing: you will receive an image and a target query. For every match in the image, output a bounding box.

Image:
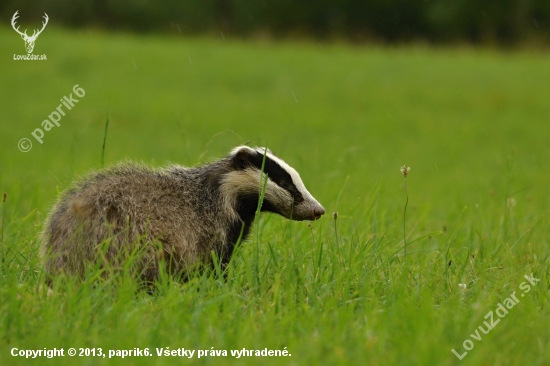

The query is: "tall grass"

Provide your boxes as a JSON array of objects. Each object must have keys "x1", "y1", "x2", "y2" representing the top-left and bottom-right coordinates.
[{"x1": 101, "y1": 109, "x2": 110, "y2": 168}]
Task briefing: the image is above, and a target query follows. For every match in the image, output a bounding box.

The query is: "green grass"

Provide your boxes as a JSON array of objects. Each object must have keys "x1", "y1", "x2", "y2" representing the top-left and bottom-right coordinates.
[{"x1": 1, "y1": 26, "x2": 549, "y2": 365}]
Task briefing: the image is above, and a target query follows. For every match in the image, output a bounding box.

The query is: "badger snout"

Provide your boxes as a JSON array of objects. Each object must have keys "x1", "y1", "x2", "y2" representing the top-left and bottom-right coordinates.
[
  {"x1": 291, "y1": 201, "x2": 325, "y2": 221},
  {"x1": 313, "y1": 205, "x2": 325, "y2": 220}
]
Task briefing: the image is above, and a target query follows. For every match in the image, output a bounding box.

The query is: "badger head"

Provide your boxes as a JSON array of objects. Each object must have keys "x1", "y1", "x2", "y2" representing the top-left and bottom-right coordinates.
[{"x1": 220, "y1": 146, "x2": 325, "y2": 222}]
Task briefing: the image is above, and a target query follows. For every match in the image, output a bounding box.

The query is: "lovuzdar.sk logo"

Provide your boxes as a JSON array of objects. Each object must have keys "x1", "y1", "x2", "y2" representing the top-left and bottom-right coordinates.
[{"x1": 12, "y1": 10, "x2": 48, "y2": 61}]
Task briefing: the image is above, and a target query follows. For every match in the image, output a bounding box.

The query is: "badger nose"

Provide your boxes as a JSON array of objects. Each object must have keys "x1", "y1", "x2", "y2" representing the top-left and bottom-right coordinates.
[{"x1": 313, "y1": 205, "x2": 325, "y2": 220}]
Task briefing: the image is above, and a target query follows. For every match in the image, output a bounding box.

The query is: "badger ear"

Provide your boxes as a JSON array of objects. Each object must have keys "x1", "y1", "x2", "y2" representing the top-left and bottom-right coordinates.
[{"x1": 230, "y1": 146, "x2": 259, "y2": 170}]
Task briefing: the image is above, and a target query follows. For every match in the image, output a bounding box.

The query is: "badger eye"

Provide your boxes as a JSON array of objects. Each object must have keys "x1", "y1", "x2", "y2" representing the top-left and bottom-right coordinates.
[{"x1": 279, "y1": 182, "x2": 290, "y2": 190}]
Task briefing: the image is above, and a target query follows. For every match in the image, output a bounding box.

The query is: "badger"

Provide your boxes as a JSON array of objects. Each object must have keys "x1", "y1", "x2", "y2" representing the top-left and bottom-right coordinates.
[{"x1": 41, "y1": 146, "x2": 325, "y2": 283}]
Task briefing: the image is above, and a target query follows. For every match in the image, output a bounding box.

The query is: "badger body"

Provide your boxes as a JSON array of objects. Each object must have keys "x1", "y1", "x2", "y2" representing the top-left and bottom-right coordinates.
[{"x1": 41, "y1": 146, "x2": 325, "y2": 283}]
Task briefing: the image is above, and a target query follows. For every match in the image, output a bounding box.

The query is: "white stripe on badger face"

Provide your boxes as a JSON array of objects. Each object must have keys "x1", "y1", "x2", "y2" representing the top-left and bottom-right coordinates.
[
  {"x1": 253, "y1": 147, "x2": 321, "y2": 207},
  {"x1": 227, "y1": 146, "x2": 324, "y2": 220},
  {"x1": 219, "y1": 168, "x2": 293, "y2": 219}
]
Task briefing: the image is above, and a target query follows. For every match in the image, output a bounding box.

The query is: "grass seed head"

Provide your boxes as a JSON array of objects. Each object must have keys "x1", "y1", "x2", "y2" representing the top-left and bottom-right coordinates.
[{"x1": 400, "y1": 165, "x2": 410, "y2": 178}]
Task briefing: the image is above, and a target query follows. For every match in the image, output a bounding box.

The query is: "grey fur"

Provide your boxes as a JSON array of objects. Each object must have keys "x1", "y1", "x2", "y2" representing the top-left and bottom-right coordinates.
[{"x1": 40, "y1": 146, "x2": 325, "y2": 283}]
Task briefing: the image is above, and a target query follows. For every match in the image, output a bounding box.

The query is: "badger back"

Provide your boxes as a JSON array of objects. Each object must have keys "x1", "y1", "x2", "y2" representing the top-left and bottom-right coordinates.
[{"x1": 219, "y1": 146, "x2": 325, "y2": 222}]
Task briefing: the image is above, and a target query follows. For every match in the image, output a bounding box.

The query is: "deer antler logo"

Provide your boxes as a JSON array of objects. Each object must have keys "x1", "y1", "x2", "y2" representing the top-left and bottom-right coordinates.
[{"x1": 11, "y1": 11, "x2": 49, "y2": 54}]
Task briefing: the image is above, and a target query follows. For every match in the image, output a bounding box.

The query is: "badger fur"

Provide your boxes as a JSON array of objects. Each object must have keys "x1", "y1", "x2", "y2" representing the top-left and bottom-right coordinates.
[{"x1": 41, "y1": 146, "x2": 325, "y2": 283}]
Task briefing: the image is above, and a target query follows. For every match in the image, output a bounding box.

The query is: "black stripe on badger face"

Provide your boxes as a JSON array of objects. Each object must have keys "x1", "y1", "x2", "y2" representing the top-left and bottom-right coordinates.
[{"x1": 232, "y1": 147, "x2": 304, "y2": 205}]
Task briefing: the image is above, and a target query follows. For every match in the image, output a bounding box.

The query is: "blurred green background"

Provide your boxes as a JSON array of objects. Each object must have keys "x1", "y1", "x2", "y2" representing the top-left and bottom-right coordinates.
[
  {"x1": 2, "y1": 0, "x2": 550, "y2": 44},
  {"x1": 2, "y1": 26, "x2": 549, "y2": 221}
]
